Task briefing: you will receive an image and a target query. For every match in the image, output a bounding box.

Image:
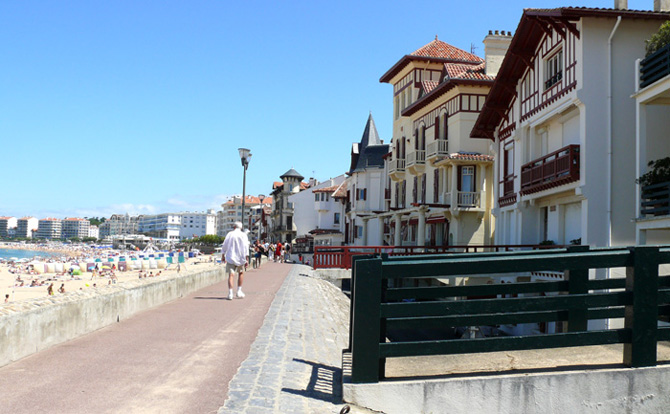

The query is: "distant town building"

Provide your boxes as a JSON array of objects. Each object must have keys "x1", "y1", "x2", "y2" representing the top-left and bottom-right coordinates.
[
  {"x1": 16, "y1": 217, "x2": 38, "y2": 239},
  {"x1": 270, "y1": 169, "x2": 310, "y2": 243},
  {"x1": 99, "y1": 214, "x2": 140, "y2": 238},
  {"x1": 289, "y1": 175, "x2": 347, "y2": 249},
  {"x1": 0, "y1": 217, "x2": 17, "y2": 238},
  {"x1": 61, "y1": 217, "x2": 90, "y2": 240},
  {"x1": 88, "y1": 225, "x2": 99, "y2": 240},
  {"x1": 217, "y1": 196, "x2": 272, "y2": 237},
  {"x1": 137, "y1": 213, "x2": 181, "y2": 241},
  {"x1": 36, "y1": 218, "x2": 62, "y2": 240},
  {"x1": 179, "y1": 210, "x2": 218, "y2": 239}
]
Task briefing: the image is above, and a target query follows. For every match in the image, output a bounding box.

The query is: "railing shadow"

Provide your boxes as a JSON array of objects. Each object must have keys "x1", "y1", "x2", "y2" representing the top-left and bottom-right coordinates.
[{"x1": 281, "y1": 358, "x2": 342, "y2": 404}]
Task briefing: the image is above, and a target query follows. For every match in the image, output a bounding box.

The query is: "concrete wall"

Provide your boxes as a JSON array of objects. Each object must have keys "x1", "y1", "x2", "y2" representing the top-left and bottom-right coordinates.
[
  {"x1": 344, "y1": 365, "x2": 670, "y2": 414},
  {"x1": 0, "y1": 266, "x2": 225, "y2": 368}
]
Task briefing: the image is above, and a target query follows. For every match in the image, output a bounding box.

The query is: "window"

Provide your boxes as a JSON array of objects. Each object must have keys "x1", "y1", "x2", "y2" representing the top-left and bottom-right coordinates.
[
  {"x1": 460, "y1": 166, "x2": 475, "y2": 192},
  {"x1": 357, "y1": 226, "x2": 363, "y2": 238},
  {"x1": 315, "y1": 194, "x2": 319, "y2": 202},
  {"x1": 334, "y1": 213, "x2": 340, "y2": 224},
  {"x1": 545, "y1": 49, "x2": 563, "y2": 89}
]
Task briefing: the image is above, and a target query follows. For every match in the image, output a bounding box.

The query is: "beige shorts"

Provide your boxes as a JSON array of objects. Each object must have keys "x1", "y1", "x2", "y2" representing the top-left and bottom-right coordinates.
[{"x1": 226, "y1": 263, "x2": 245, "y2": 275}]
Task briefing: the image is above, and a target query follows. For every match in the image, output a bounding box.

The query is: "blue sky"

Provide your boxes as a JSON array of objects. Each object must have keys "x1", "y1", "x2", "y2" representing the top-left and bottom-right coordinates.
[{"x1": 0, "y1": 0, "x2": 655, "y2": 218}]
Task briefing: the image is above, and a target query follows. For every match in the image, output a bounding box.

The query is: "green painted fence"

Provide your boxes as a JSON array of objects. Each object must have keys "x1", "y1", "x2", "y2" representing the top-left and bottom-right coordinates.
[{"x1": 347, "y1": 246, "x2": 670, "y2": 383}]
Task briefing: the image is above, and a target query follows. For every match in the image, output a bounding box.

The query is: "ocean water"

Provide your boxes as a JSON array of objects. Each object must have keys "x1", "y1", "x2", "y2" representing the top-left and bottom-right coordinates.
[{"x1": 0, "y1": 248, "x2": 53, "y2": 260}]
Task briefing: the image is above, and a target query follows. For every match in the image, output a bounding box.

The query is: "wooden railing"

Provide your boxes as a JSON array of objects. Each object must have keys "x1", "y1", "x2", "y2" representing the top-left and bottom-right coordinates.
[
  {"x1": 520, "y1": 144, "x2": 580, "y2": 195},
  {"x1": 313, "y1": 244, "x2": 566, "y2": 270},
  {"x1": 347, "y1": 245, "x2": 670, "y2": 383},
  {"x1": 640, "y1": 43, "x2": 670, "y2": 89},
  {"x1": 407, "y1": 150, "x2": 426, "y2": 166},
  {"x1": 389, "y1": 158, "x2": 406, "y2": 174},
  {"x1": 641, "y1": 181, "x2": 670, "y2": 217},
  {"x1": 427, "y1": 140, "x2": 449, "y2": 158}
]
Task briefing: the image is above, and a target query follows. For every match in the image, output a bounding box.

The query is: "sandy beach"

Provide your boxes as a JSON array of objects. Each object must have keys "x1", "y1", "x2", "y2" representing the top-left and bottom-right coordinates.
[{"x1": 1, "y1": 243, "x2": 221, "y2": 303}]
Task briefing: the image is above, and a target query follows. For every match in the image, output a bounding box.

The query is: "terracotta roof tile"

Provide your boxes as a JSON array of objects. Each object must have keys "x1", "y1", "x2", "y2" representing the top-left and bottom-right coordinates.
[
  {"x1": 447, "y1": 152, "x2": 494, "y2": 162},
  {"x1": 333, "y1": 183, "x2": 348, "y2": 199},
  {"x1": 421, "y1": 80, "x2": 439, "y2": 95},
  {"x1": 444, "y1": 62, "x2": 493, "y2": 81},
  {"x1": 411, "y1": 38, "x2": 484, "y2": 64},
  {"x1": 312, "y1": 185, "x2": 340, "y2": 194}
]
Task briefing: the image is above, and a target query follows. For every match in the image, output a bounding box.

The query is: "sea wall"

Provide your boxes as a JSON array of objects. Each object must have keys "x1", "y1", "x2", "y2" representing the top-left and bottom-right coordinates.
[{"x1": 0, "y1": 266, "x2": 225, "y2": 368}]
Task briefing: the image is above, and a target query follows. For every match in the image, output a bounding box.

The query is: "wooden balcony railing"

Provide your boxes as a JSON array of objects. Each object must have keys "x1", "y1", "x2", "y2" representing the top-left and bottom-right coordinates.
[
  {"x1": 389, "y1": 158, "x2": 406, "y2": 174},
  {"x1": 641, "y1": 181, "x2": 670, "y2": 217},
  {"x1": 407, "y1": 150, "x2": 426, "y2": 166},
  {"x1": 520, "y1": 145, "x2": 580, "y2": 195},
  {"x1": 640, "y1": 42, "x2": 670, "y2": 89},
  {"x1": 499, "y1": 174, "x2": 517, "y2": 207}
]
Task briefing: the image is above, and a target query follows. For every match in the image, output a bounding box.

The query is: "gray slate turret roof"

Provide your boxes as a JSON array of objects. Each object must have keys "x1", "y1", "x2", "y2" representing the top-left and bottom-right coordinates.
[
  {"x1": 280, "y1": 168, "x2": 304, "y2": 181},
  {"x1": 349, "y1": 113, "x2": 389, "y2": 174}
]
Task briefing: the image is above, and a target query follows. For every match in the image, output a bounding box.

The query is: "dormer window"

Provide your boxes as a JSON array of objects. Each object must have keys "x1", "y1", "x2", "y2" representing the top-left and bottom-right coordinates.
[{"x1": 545, "y1": 49, "x2": 563, "y2": 89}]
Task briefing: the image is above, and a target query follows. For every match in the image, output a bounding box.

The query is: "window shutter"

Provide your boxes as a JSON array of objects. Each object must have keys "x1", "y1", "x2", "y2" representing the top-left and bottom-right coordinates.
[
  {"x1": 414, "y1": 130, "x2": 418, "y2": 150},
  {"x1": 457, "y1": 166, "x2": 462, "y2": 191},
  {"x1": 395, "y1": 182, "x2": 399, "y2": 207},
  {"x1": 473, "y1": 166, "x2": 477, "y2": 192},
  {"x1": 434, "y1": 169, "x2": 439, "y2": 203},
  {"x1": 413, "y1": 176, "x2": 418, "y2": 204},
  {"x1": 363, "y1": 188, "x2": 367, "y2": 200},
  {"x1": 434, "y1": 119, "x2": 439, "y2": 140},
  {"x1": 422, "y1": 173, "x2": 426, "y2": 203}
]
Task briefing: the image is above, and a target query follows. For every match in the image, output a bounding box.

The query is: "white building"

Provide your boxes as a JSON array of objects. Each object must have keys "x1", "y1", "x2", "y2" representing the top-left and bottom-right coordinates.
[
  {"x1": 344, "y1": 114, "x2": 390, "y2": 246},
  {"x1": 270, "y1": 169, "x2": 309, "y2": 243},
  {"x1": 61, "y1": 218, "x2": 90, "y2": 240},
  {"x1": 0, "y1": 217, "x2": 17, "y2": 238},
  {"x1": 218, "y1": 196, "x2": 272, "y2": 237},
  {"x1": 88, "y1": 225, "x2": 100, "y2": 240},
  {"x1": 471, "y1": 5, "x2": 670, "y2": 333},
  {"x1": 16, "y1": 217, "x2": 38, "y2": 239},
  {"x1": 138, "y1": 214, "x2": 182, "y2": 241},
  {"x1": 289, "y1": 175, "x2": 347, "y2": 247},
  {"x1": 179, "y1": 210, "x2": 217, "y2": 239},
  {"x1": 472, "y1": 6, "x2": 669, "y2": 249}
]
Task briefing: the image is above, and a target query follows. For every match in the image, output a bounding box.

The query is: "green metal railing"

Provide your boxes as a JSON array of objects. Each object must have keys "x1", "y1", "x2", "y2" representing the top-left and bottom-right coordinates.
[
  {"x1": 347, "y1": 246, "x2": 670, "y2": 383},
  {"x1": 640, "y1": 42, "x2": 670, "y2": 89}
]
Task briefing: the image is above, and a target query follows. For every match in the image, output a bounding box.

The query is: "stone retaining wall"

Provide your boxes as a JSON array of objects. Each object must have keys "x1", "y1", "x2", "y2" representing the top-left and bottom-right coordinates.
[{"x1": 0, "y1": 266, "x2": 225, "y2": 368}]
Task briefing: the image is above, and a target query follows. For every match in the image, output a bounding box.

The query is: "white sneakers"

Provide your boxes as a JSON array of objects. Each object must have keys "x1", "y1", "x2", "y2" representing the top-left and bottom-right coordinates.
[{"x1": 227, "y1": 288, "x2": 245, "y2": 300}]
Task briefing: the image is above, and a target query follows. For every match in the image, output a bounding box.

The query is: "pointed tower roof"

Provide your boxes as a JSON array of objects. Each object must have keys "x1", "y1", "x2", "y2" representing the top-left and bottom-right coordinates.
[
  {"x1": 349, "y1": 113, "x2": 389, "y2": 174},
  {"x1": 280, "y1": 168, "x2": 304, "y2": 181},
  {"x1": 359, "y1": 113, "x2": 381, "y2": 149}
]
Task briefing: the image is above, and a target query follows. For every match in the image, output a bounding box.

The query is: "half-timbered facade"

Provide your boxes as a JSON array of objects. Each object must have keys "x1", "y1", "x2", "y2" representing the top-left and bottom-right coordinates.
[
  {"x1": 377, "y1": 35, "x2": 510, "y2": 247},
  {"x1": 472, "y1": 7, "x2": 669, "y2": 250}
]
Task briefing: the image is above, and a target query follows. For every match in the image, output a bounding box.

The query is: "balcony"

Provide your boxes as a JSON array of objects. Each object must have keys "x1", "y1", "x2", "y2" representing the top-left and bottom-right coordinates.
[
  {"x1": 445, "y1": 191, "x2": 482, "y2": 209},
  {"x1": 499, "y1": 174, "x2": 517, "y2": 207},
  {"x1": 640, "y1": 43, "x2": 670, "y2": 89},
  {"x1": 520, "y1": 145, "x2": 580, "y2": 195},
  {"x1": 389, "y1": 157, "x2": 406, "y2": 181},
  {"x1": 427, "y1": 140, "x2": 449, "y2": 162},
  {"x1": 406, "y1": 150, "x2": 426, "y2": 174},
  {"x1": 640, "y1": 181, "x2": 670, "y2": 217}
]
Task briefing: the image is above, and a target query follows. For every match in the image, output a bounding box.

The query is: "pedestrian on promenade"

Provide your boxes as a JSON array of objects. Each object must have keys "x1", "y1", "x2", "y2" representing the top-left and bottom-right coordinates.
[
  {"x1": 221, "y1": 221, "x2": 250, "y2": 300},
  {"x1": 284, "y1": 243, "x2": 291, "y2": 262},
  {"x1": 276, "y1": 242, "x2": 283, "y2": 263}
]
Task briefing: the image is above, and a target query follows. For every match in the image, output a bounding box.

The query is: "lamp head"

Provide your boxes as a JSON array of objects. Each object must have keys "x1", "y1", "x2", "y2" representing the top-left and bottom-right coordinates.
[{"x1": 238, "y1": 148, "x2": 252, "y2": 166}]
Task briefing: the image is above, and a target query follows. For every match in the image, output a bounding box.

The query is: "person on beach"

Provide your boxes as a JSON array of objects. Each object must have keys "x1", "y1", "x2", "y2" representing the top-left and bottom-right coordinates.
[
  {"x1": 58, "y1": 284, "x2": 65, "y2": 294},
  {"x1": 221, "y1": 221, "x2": 249, "y2": 300},
  {"x1": 47, "y1": 283, "x2": 54, "y2": 296},
  {"x1": 4, "y1": 294, "x2": 9, "y2": 303}
]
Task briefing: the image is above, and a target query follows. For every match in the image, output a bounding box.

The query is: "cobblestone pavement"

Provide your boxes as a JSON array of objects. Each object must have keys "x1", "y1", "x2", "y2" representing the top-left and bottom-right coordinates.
[{"x1": 219, "y1": 264, "x2": 371, "y2": 414}]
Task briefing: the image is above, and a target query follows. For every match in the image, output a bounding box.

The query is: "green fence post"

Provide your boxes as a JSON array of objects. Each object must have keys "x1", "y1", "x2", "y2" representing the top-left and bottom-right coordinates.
[
  {"x1": 624, "y1": 246, "x2": 659, "y2": 367},
  {"x1": 350, "y1": 257, "x2": 383, "y2": 383},
  {"x1": 566, "y1": 245, "x2": 590, "y2": 332}
]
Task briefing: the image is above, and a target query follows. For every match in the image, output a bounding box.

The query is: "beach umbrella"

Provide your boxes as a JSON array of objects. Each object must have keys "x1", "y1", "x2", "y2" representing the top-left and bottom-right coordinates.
[{"x1": 95, "y1": 258, "x2": 103, "y2": 262}]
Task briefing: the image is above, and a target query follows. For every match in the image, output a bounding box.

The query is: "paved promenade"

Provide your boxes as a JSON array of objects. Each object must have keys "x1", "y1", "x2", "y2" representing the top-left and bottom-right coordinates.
[{"x1": 219, "y1": 264, "x2": 368, "y2": 414}]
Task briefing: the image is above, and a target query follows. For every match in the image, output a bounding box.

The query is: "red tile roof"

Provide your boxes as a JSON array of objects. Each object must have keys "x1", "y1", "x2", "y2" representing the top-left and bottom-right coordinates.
[
  {"x1": 312, "y1": 185, "x2": 340, "y2": 194},
  {"x1": 434, "y1": 152, "x2": 494, "y2": 162},
  {"x1": 411, "y1": 38, "x2": 483, "y2": 63},
  {"x1": 333, "y1": 183, "x2": 348, "y2": 199},
  {"x1": 421, "y1": 80, "x2": 439, "y2": 95},
  {"x1": 380, "y1": 37, "x2": 484, "y2": 83},
  {"x1": 443, "y1": 62, "x2": 492, "y2": 81}
]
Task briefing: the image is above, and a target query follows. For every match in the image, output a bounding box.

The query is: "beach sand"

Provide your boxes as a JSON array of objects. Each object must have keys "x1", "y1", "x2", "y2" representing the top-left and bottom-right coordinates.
[{"x1": 1, "y1": 254, "x2": 222, "y2": 304}]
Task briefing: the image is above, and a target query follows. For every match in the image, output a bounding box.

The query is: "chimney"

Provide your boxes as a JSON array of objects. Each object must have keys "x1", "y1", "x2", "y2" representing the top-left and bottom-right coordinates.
[
  {"x1": 614, "y1": 0, "x2": 627, "y2": 9},
  {"x1": 483, "y1": 30, "x2": 513, "y2": 77},
  {"x1": 655, "y1": 0, "x2": 670, "y2": 11}
]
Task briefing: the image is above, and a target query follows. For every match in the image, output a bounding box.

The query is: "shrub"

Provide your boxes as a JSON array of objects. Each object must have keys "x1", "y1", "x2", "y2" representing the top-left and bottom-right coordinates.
[
  {"x1": 636, "y1": 157, "x2": 670, "y2": 187},
  {"x1": 646, "y1": 21, "x2": 670, "y2": 57}
]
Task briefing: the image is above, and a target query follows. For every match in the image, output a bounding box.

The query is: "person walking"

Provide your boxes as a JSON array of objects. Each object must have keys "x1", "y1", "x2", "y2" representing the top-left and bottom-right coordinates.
[{"x1": 221, "y1": 221, "x2": 250, "y2": 300}]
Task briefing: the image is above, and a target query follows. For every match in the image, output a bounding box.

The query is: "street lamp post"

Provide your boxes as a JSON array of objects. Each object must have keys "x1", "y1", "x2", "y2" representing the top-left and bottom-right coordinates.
[
  {"x1": 238, "y1": 148, "x2": 252, "y2": 230},
  {"x1": 258, "y1": 194, "x2": 266, "y2": 240}
]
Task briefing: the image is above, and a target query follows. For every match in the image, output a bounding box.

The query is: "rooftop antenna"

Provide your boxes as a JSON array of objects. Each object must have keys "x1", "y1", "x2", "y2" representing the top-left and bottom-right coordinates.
[{"x1": 471, "y1": 43, "x2": 478, "y2": 55}]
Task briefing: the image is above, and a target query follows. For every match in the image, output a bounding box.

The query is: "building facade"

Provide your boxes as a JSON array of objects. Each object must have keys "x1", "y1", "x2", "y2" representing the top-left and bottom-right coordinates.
[
  {"x1": 99, "y1": 214, "x2": 141, "y2": 238},
  {"x1": 179, "y1": 210, "x2": 217, "y2": 239},
  {"x1": 36, "y1": 218, "x2": 62, "y2": 240},
  {"x1": 16, "y1": 217, "x2": 38, "y2": 239},
  {"x1": 270, "y1": 169, "x2": 309, "y2": 243},
  {"x1": 61, "y1": 218, "x2": 91, "y2": 240},
  {"x1": 0, "y1": 217, "x2": 17, "y2": 238},
  {"x1": 217, "y1": 196, "x2": 271, "y2": 237},
  {"x1": 137, "y1": 214, "x2": 181, "y2": 241}
]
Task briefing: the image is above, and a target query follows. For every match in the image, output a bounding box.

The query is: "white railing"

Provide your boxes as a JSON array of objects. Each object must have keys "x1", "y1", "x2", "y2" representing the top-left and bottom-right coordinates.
[
  {"x1": 389, "y1": 158, "x2": 406, "y2": 174},
  {"x1": 427, "y1": 140, "x2": 449, "y2": 158},
  {"x1": 407, "y1": 150, "x2": 426, "y2": 166},
  {"x1": 458, "y1": 192, "x2": 480, "y2": 207}
]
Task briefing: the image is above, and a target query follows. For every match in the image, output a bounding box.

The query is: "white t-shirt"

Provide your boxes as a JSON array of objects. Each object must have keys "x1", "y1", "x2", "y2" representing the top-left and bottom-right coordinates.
[{"x1": 221, "y1": 228, "x2": 250, "y2": 266}]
